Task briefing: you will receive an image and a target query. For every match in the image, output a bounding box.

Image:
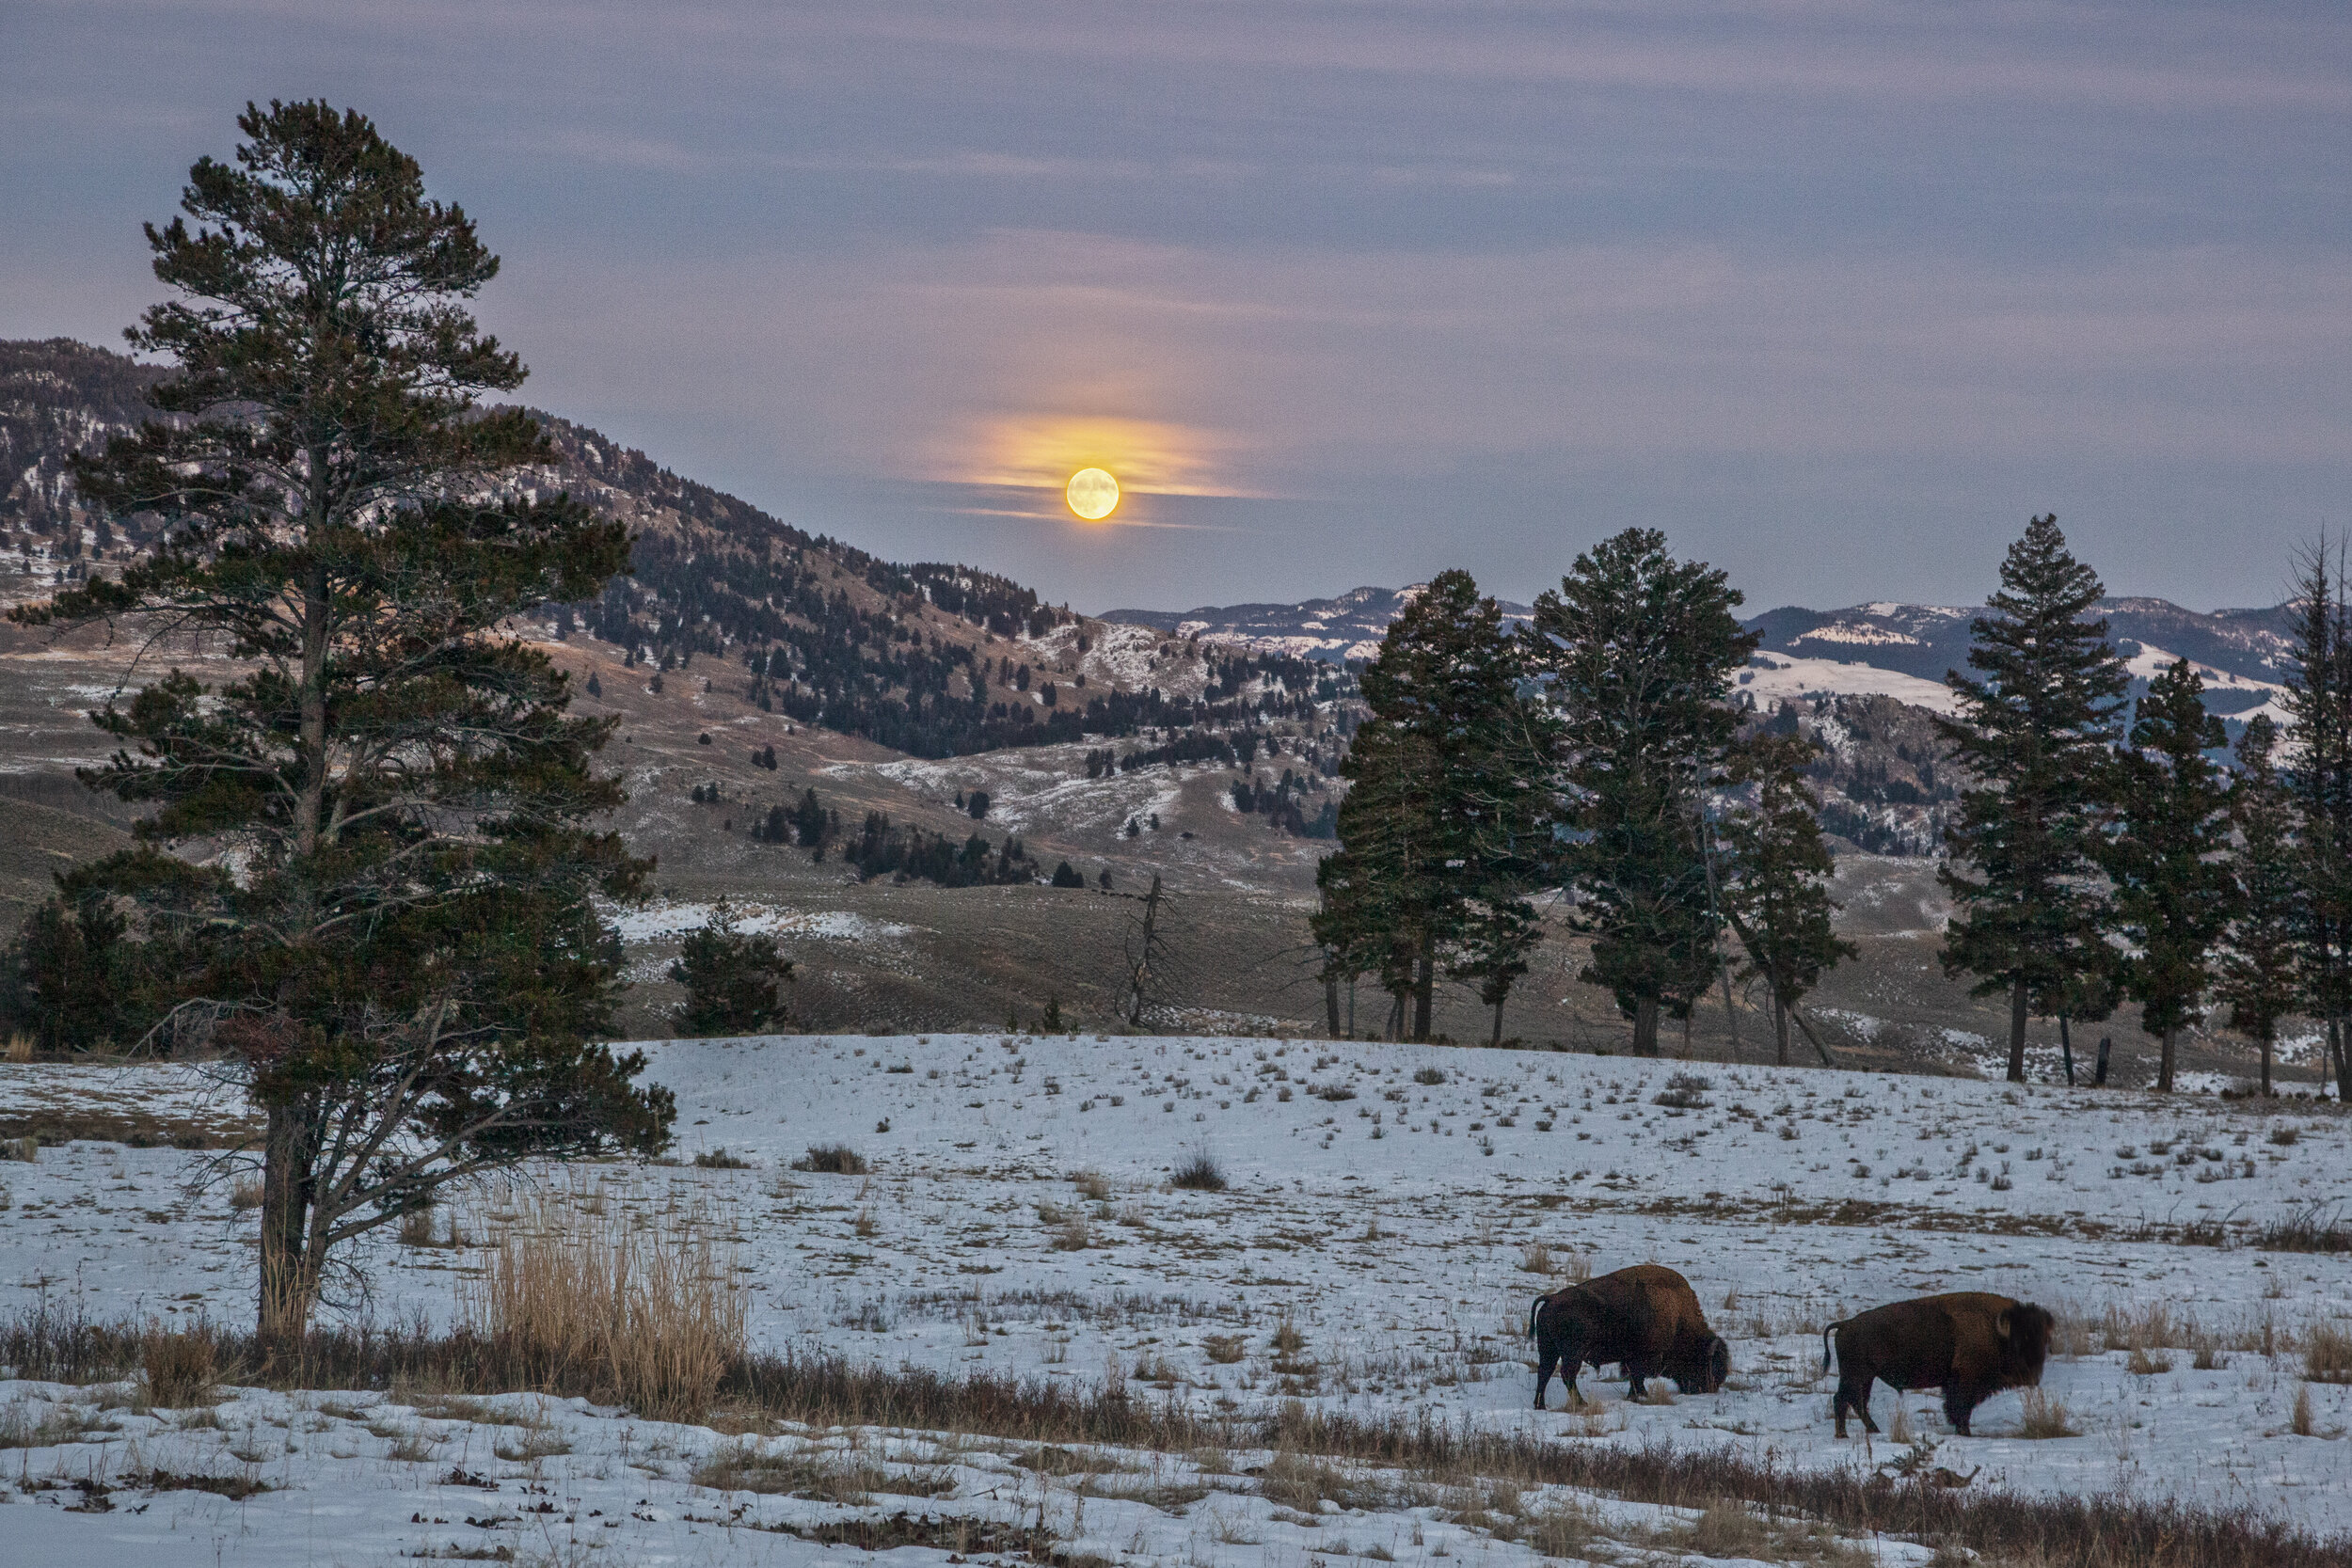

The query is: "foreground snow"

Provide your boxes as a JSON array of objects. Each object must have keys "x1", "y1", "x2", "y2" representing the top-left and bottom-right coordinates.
[{"x1": 1, "y1": 1035, "x2": 2349, "y2": 1561}]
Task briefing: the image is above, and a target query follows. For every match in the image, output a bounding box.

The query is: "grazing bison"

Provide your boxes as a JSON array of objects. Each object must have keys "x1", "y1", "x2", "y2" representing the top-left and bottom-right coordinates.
[
  {"x1": 1529, "y1": 1263, "x2": 1730, "y2": 1409},
  {"x1": 1821, "y1": 1292, "x2": 2055, "y2": 1438}
]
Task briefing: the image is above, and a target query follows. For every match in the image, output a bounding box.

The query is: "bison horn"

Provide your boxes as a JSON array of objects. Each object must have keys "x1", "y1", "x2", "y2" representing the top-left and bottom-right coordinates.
[{"x1": 1994, "y1": 1307, "x2": 2012, "y2": 1339}]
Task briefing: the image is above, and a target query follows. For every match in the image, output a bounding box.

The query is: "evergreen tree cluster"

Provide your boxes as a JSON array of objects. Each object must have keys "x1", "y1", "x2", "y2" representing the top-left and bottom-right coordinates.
[
  {"x1": 1312, "y1": 515, "x2": 2352, "y2": 1094},
  {"x1": 1229, "y1": 768, "x2": 1337, "y2": 837},
  {"x1": 844, "y1": 811, "x2": 1035, "y2": 887}
]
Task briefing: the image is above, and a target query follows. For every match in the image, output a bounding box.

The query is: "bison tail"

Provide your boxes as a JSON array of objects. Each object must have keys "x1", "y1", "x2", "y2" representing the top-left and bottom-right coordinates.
[
  {"x1": 1528, "y1": 1293, "x2": 1547, "y2": 1340},
  {"x1": 1820, "y1": 1320, "x2": 1843, "y2": 1375}
]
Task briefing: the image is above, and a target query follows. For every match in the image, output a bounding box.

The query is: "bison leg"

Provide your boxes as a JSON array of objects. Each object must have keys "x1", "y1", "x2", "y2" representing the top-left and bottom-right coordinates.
[
  {"x1": 1534, "y1": 1344, "x2": 1557, "y2": 1410},
  {"x1": 1834, "y1": 1374, "x2": 1879, "y2": 1438},
  {"x1": 1943, "y1": 1381, "x2": 1985, "y2": 1437}
]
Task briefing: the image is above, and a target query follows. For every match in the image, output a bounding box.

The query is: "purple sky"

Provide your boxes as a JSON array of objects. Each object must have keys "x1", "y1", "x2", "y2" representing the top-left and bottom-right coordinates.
[{"x1": 6, "y1": 2, "x2": 2349, "y2": 614}]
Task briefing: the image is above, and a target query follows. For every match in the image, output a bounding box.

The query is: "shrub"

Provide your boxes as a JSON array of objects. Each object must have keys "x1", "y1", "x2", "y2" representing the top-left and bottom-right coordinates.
[
  {"x1": 692, "y1": 1148, "x2": 753, "y2": 1170},
  {"x1": 793, "y1": 1144, "x2": 867, "y2": 1175},
  {"x1": 1412, "y1": 1067, "x2": 1445, "y2": 1085},
  {"x1": 1050, "y1": 862, "x2": 1086, "y2": 889},
  {"x1": 1170, "y1": 1149, "x2": 1226, "y2": 1192}
]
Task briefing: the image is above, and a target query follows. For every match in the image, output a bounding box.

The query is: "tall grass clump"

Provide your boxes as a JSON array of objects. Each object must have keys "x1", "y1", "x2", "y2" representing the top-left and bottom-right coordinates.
[
  {"x1": 140, "y1": 1322, "x2": 222, "y2": 1408},
  {"x1": 459, "y1": 1181, "x2": 746, "y2": 1422},
  {"x1": 792, "y1": 1144, "x2": 867, "y2": 1175}
]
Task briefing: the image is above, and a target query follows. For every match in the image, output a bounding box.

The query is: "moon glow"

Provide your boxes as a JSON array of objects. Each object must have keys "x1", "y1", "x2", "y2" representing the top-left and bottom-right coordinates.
[{"x1": 1066, "y1": 467, "x2": 1120, "y2": 521}]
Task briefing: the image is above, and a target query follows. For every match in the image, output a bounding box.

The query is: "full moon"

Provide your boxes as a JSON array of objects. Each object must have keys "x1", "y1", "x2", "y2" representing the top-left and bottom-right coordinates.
[{"x1": 1066, "y1": 467, "x2": 1120, "y2": 521}]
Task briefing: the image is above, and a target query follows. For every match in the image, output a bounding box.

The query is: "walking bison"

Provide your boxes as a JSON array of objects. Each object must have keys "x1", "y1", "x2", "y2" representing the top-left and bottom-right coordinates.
[
  {"x1": 1529, "y1": 1263, "x2": 1730, "y2": 1409},
  {"x1": 1821, "y1": 1292, "x2": 2055, "y2": 1437}
]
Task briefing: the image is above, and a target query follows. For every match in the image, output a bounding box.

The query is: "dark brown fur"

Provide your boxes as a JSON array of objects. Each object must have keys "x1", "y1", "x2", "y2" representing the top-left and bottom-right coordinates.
[
  {"x1": 1530, "y1": 1263, "x2": 1729, "y2": 1409},
  {"x1": 1822, "y1": 1292, "x2": 2054, "y2": 1438}
]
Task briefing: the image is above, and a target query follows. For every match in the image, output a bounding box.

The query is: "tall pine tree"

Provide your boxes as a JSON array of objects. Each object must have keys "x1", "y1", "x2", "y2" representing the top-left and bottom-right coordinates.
[
  {"x1": 18, "y1": 103, "x2": 671, "y2": 1342},
  {"x1": 1936, "y1": 515, "x2": 2128, "y2": 1084},
  {"x1": 2281, "y1": 544, "x2": 2352, "y2": 1101},
  {"x1": 1529, "y1": 531, "x2": 1755, "y2": 1056},
  {"x1": 2219, "y1": 715, "x2": 2302, "y2": 1096},
  {"x1": 1314, "y1": 569, "x2": 1548, "y2": 1041},
  {"x1": 2106, "y1": 660, "x2": 2233, "y2": 1092},
  {"x1": 1719, "y1": 734, "x2": 1854, "y2": 1066}
]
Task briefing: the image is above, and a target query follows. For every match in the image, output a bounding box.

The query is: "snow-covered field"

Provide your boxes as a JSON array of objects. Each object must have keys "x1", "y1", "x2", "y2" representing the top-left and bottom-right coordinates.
[{"x1": 3, "y1": 1037, "x2": 2349, "y2": 1562}]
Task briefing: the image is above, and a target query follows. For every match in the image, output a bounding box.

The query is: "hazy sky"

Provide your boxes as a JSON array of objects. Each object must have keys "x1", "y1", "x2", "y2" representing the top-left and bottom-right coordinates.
[{"x1": 7, "y1": 2, "x2": 2349, "y2": 614}]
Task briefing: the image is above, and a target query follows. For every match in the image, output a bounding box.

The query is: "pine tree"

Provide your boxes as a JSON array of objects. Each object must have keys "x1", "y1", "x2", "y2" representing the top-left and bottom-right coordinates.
[
  {"x1": 791, "y1": 786, "x2": 828, "y2": 847},
  {"x1": 668, "y1": 905, "x2": 794, "y2": 1037},
  {"x1": 16, "y1": 102, "x2": 671, "y2": 1343},
  {"x1": 1314, "y1": 720, "x2": 1443, "y2": 1038},
  {"x1": 1935, "y1": 515, "x2": 2129, "y2": 1083},
  {"x1": 1312, "y1": 569, "x2": 1549, "y2": 1042},
  {"x1": 1719, "y1": 735, "x2": 1854, "y2": 1066},
  {"x1": 1528, "y1": 531, "x2": 1755, "y2": 1056},
  {"x1": 2219, "y1": 715, "x2": 2302, "y2": 1095},
  {"x1": 2280, "y1": 544, "x2": 2352, "y2": 1101},
  {"x1": 2106, "y1": 660, "x2": 2233, "y2": 1092}
]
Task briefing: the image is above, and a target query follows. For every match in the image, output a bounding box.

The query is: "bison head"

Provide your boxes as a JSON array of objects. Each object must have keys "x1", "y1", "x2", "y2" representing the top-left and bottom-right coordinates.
[
  {"x1": 1671, "y1": 1331, "x2": 1731, "y2": 1394},
  {"x1": 1999, "y1": 1303, "x2": 2055, "y2": 1385}
]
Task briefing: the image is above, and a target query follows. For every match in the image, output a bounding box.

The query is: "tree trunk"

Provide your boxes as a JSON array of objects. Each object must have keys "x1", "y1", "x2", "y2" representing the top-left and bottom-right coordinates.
[
  {"x1": 294, "y1": 546, "x2": 331, "y2": 859},
  {"x1": 2094, "y1": 1035, "x2": 2111, "y2": 1086},
  {"x1": 2261, "y1": 1029, "x2": 2273, "y2": 1097},
  {"x1": 258, "y1": 1101, "x2": 320, "y2": 1357},
  {"x1": 1772, "y1": 991, "x2": 1790, "y2": 1068},
  {"x1": 2006, "y1": 974, "x2": 2029, "y2": 1083},
  {"x1": 2334, "y1": 1015, "x2": 2351, "y2": 1104},
  {"x1": 1324, "y1": 974, "x2": 1341, "y2": 1037},
  {"x1": 1489, "y1": 993, "x2": 1505, "y2": 1049},
  {"x1": 1632, "y1": 995, "x2": 1660, "y2": 1057},
  {"x1": 1411, "y1": 950, "x2": 1434, "y2": 1043},
  {"x1": 1387, "y1": 990, "x2": 1406, "y2": 1041},
  {"x1": 2058, "y1": 1017, "x2": 2074, "y2": 1086},
  {"x1": 2156, "y1": 1026, "x2": 2176, "y2": 1093}
]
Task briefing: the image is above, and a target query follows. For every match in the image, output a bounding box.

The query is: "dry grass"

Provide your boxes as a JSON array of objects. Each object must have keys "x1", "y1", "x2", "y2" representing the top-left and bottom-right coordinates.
[
  {"x1": 792, "y1": 1144, "x2": 866, "y2": 1175},
  {"x1": 1204, "y1": 1335, "x2": 1247, "y2": 1364},
  {"x1": 229, "y1": 1176, "x2": 262, "y2": 1212},
  {"x1": 396, "y1": 1204, "x2": 437, "y2": 1248},
  {"x1": 0, "y1": 1136, "x2": 34, "y2": 1164},
  {"x1": 1070, "y1": 1169, "x2": 1111, "y2": 1202},
  {"x1": 139, "y1": 1323, "x2": 220, "y2": 1408},
  {"x1": 1519, "y1": 1241, "x2": 1554, "y2": 1275},
  {"x1": 2, "y1": 1034, "x2": 30, "y2": 1063},
  {"x1": 2015, "y1": 1388, "x2": 2079, "y2": 1439},
  {"x1": 2307, "y1": 1322, "x2": 2352, "y2": 1385},
  {"x1": 692, "y1": 1440, "x2": 954, "y2": 1502},
  {"x1": 5, "y1": 1307, "x2": 2345, "y2": 1568},
  {"x1": 457, "y1": 1180, "x2": 747, "y2": 1422}
]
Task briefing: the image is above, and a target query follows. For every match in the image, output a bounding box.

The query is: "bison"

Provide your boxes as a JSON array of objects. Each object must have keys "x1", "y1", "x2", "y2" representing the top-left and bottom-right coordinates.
[
  {"x1": 1821, "y1": 1292, "x2": 2055, "y2": 1438},
  {"x1": 1529, "y1": 1263, "x2": 1729, "y2": 1409}
]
